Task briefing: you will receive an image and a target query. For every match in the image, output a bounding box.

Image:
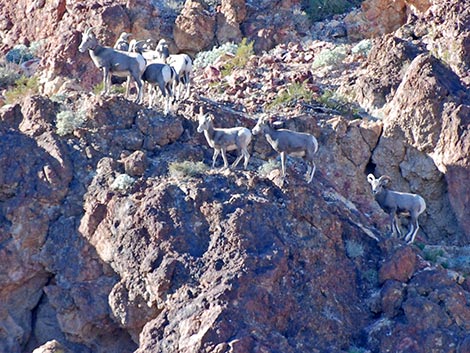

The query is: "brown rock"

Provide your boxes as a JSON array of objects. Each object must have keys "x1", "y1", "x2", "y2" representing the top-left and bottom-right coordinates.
[
  {"x1": 0, "y1": 103, "x2": 22, "y2": 130},
  {"x1": 380, "y1": 280, "x2": 406, "y2": 317},
  {"x1": 174, "y1": 0, "x2": 216, "y2": 54},
  {"x1": 345, "y1": 0, "x2": 407, "y2": 41},
  {"x1": 339, "y1": 35, "x2": 422, "y2": 113},
  {"x1": 123, "y1": 150, "x2": 148, "y2": 177},
  {"x1": 216, "y1": 0, "x2": 246, "y2": 44},
  {"x1": 379, "y1": 246, "x2": 417, "y2": 283},
  {"x1": 378, "y1": 53, "x2": 470, "y2": 242}
]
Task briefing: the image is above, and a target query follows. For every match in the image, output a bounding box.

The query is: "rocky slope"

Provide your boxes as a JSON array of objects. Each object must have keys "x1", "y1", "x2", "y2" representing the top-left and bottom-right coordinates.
[{"x1": 1, "y1": 0, "x2": 470, "y2": 353}]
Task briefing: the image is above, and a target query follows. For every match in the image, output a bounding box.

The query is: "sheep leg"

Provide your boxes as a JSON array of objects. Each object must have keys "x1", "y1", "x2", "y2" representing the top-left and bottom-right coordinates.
[
  {"x1": 405, "y1": 217, "x2": 419, "y2": 243},
  {"x1": 280, "y1": 152, "x2": 287, "y2": 178},
  {"x1": 165, "y1": 81, "x2": 173, "y2": 114},
  {"x1": 102, "y1": 68, "x2": 110, "y2": 95},
  {"x1": 242, "y1": 148, "x2": 250, "y2": 169},
  {"x1": 220, "y1": 148, "x2": 229, "y2": 169},
  {"x1": 148, "y1": 85, "x2": 155, "y2": 109},
  {"x1": 134, "y1": 76, "x2": 143, "y2": 104},
  {"x1": 164, "y1": 96, "x2": 170, "y2": 115},
  {"x1": 231, "y1": 151, "x2": 244, "y2": 169},
  {"x1": 211, "y1": 149, "x2": 220, "y2": 168},
  {"x1": 158, "y1": 80, "x2": 168, "y2": 114},
  {"x1": 390, "y1": 212, "x2": 401, "y2": 237},
  {"x1": 306, "y1": 160, "x2": 316, "y2": 184},
  {"x1": 184, "y1": 73, "x2": 191, "y2": 99}
]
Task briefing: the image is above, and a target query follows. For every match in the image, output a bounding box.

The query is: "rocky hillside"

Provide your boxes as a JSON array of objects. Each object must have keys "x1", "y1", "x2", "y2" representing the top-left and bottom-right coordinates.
[{"x1": 1, "y1": 0, "x2": 470, "y2": 352}]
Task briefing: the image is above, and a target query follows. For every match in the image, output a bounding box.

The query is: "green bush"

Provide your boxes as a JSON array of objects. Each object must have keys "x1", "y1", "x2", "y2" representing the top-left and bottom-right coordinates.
[
  {"x1": 345, "y1": 240, "x2": 364, "y2": 258},
  {"x1": 220, "y1": 38, "x2": 254, "y2": 77},
  {"x1": 5, "y1": 44, "x2": 37, "y2": 64},
  {"x1": 302, "y1": 0, "x2": 362, "y2": 22},
  {"x1": 0, "y1": 65, "x2": 21, "y2": 90},
  {"x1": 312, "y1": 45, "x2": 349, "y2": 69},
  {"x1": 266, "y1": 81, "x2": 314, "y2": 110},
  {"x1": 111, "y1": 174, "x2": 136, "y2": 192},
  {"x1": 56, "y1": 110, "x2": 86, "y2": 136},
  {"x1": 93, "y1": 82, "x2": 126, "y2": 95},
  {"x1": 168, "y1": 161, "x2": 209, "y2": 178},
  {"x1": 258, "y1": 160, "x2": 280, "y2": 177},
  {"x1": 4, "y1": 75, "x2": 40, "y2": 104},
  {"x1": 193, "y1": 42, "x2": 238, "y2": 68},
  {"x1": 352, "y1": 39, "x2": 373, "y2": 56}
]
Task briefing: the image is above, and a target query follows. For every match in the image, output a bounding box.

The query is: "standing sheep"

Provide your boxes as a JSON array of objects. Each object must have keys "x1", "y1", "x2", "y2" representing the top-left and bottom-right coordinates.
[
  {"x1": 197, "y1": 108, "x2": 252, "y2": 170},
  {"x1": 252, "y1": 117, "x2": 318, "y2": 183},
  {"x1": 367, "y1": 174, "x2": 426, "y2": 244}
]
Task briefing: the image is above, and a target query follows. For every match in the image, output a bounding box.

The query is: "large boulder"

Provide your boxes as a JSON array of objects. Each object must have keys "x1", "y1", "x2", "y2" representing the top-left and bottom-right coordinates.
[
  {"x1": 215, "y1": 0, "x2": 247, "y2": 44},
  {"x1": 374, "y1": 53, "x2": 470, "y2": 243},
  {"x1": 345, "y1": 0, "x2": 407, "y2": 40},
  {"x1": 173, "y1": 0, "x2": 216, "y2": 54}
]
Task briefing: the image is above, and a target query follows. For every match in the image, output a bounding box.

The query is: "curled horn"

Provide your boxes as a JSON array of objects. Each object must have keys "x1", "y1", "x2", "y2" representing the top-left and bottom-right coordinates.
[
  {"x1": 367, "y1": 174, "x2": 376, "y2": 183},
  {"x1": 378, "y1": 175, "x2": 392, "y2": 186},
  {"x1": 199, "y1": 106, "x2": 204, "y2": 116}
]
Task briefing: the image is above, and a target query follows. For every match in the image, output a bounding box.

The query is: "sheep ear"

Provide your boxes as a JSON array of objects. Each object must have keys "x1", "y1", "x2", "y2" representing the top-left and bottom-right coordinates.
[
  {"x1": 367, "y1": 174, "x2": 375, "y2": 183},
  {"x1": 199, "y1": 106, "x2": 204, "y2": 116}
]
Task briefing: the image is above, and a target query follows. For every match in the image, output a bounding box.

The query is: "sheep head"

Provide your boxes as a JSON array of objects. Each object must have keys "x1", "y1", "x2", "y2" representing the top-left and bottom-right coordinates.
[
  {"x1": 252, "y1": 115, "x2": 269, "y2": 135},
  {"x1": 197, "y1": 112, "x2": 213, "y2": 133},
  {"x1": 367, "y1": 174, "x2": 391, "y2": 195},
  {"x1": 79, "y1": 27, "x2": 99, "y2": 52}
]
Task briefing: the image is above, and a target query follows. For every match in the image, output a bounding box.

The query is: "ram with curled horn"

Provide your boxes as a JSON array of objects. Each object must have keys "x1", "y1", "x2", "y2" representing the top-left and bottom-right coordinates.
[{"x1": 367, "y1": 174, "x2": 426, "y2": 244}]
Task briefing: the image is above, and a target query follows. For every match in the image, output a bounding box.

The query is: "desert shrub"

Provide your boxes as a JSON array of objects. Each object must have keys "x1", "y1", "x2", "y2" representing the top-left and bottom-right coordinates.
[
  {"x1": 168, "y1": 161, "x2": 209, "y2": 178},
  {"x1": 345, "y1": 240, "x2": 364, "y2": 258},
  {"x1": 193, "y1": 42, "x2": 239, "y2": 68},
  {"x1": 4, "y1": 75, "x2": 40, "y2": 104},
  {"x1": 362, "y1": 269, "x2": 379, "y2": 286},
  {"x1": 93, "y1": 82, "x2": 126, "y2": 95},
  {"x1": 0, "y1": 65, "x2": 21, "y2": 90},
  {"x1": 302, "y1": 0, "x2": 362, "y2": 22},
  {"x1": 5, "y1": 42, "x2": 43, "y2": 65},
  {"x1": 317, "y1": 89, "x2": 361, "y2": 117},
  {"x1": 258, "y1": 159, "x2": 280, "y2": 177},
  {"x1": 220, "y1": 38, "x2": 254, "y2": 77},
  {"x1": 352, "y1": 39, "x2": 372, "y2": 56},
  {"x1": 56, "y1": 110, "x2": 86, "y2": 136},
  {"x1": 111, "y1": 174, "x2": 136, "y2": 192},
  {"x1": 312, "y1": 45, "x2": 349, "y2": 69},
  {"x1": 266, "y1": 81, "x2": 314, "y2": 110},
  {"x1": 423, "y1": 247, "x2": 445, "y2": 263}
]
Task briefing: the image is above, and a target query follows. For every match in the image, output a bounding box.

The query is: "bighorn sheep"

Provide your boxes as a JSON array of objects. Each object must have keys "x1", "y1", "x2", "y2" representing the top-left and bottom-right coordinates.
[
  {"x1": 167, "y1": 54, "x2": 192, "y2": 100},
  {"x1": 78, "y1": 27, "x2": 146, "y2": 103},
  {"x1": 129, "y1": 39, "x2": 156, "y2": 57},
  {"x1": 197, "y1": 108, "x2": 252, "y2": 169},
  {"x1": 155, "y1": 39, "x2": 170, "y2": 63},
  {"x1": 252, "y1": 117, "x2": 318, "y2": 183},
  {"x1": 113, "y1": 32, "x2": 131, "y2": 51},
  {"x1": 367, "y1": 174, "x2": 426, "y2": 244},
  {"x1": 142, "y1": 63, "x2": 176, "y2": 114}
]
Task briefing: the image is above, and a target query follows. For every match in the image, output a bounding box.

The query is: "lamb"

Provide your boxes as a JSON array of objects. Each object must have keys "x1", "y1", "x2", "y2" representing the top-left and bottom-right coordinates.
[
  {"x1": 155, "y1": 39, "x2": 170, "y2": 63},
  {"x1": 196, "y1": 108, "x2": 252, "y2": 169},
  {"x1": 167, "y1": 53, "x2": 193, "y2": 101},
  {"x1": 367, "y1": 174, "x2": 426, "y2": 244},
  {"x1": 142, "y1": 63, "x2": 177, "y2": 114},
  {"x1": 78, "y1": 27, "x2": 146, "y2": 103},
  {"x1": 252, "y1": 116, "x2": 318, "y2": 183}
]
